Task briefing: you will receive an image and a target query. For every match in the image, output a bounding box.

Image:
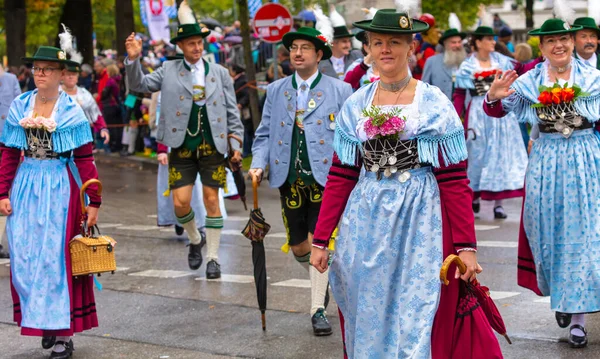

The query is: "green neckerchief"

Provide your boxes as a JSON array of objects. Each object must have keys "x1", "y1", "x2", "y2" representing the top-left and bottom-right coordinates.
[{"x1": 287, "y1": 71, "x2": 323, "y2": 186}]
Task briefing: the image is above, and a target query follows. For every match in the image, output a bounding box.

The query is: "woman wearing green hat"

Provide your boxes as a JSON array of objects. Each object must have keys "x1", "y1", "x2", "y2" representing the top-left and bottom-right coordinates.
[
  {"x1": 0, "y1": 45, "x2": 102, "y2": 358},
  {"x1": 310, "y1": 8, "x2": 501, "y2": 358},
  {"x1": 485, "y1": 16, "x2": 600, "y2": 349},
  {"x1": 454, "y1": 26, "x2": 541, "y2": 220}
]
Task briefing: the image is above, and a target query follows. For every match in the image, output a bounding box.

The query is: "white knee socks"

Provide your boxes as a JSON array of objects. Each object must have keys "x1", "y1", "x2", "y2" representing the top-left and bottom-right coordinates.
[
  {"x1": 205, "y1": 217, "x2": 223, "y2": 262},
  {"x1": 177, "y1": 210, "x2": 202, "y2": 245}
]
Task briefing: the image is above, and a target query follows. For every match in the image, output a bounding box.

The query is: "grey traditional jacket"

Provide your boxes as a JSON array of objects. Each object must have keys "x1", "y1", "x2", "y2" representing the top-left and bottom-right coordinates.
[
  {"x1": 125, "y1": 58, "x2": 243, "y2": 153},
  {"x1": 421, "y1": 53, "x2": 456, "y2": 100},
  {"x1": 318, "y1": 50, "x2": 364, "y2": 79},
  {"x1": 251, "y1": 73, "x2": 353, "y2": 188}
]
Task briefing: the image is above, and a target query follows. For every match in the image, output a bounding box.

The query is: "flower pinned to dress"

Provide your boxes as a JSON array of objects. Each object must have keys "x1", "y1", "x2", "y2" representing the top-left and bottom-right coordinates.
[
  {"x1": 19, "y1": 115, "x2": 57, "y2": 132},
  {"x1": 532, "y1": 81, "x2": 587, "y2": 108},
  {"x1": 362, "y1": 106, "x2": 407, "y2": 139}
]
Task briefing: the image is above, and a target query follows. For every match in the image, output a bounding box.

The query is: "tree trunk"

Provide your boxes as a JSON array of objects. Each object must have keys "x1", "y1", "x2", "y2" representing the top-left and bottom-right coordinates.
[
  {"x1": 237, "y1": 0, "x2": 261, "y2": 131},
  {"x1": 115, "y1": 0, "x2": 135, "y2": 57},
  {"x1": 58, "y1": 0, "x2": 94, "y2": 65},
  {"x1": 5, "y1": 0, "x2": 26, "y2": 67},
  {"x1": 525, "y1": 0, "x2": 534, "y2": 29}
]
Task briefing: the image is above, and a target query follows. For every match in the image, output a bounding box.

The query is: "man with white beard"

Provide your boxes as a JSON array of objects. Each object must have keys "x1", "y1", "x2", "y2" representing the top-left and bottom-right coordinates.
[{"x1": 421, "y1": 28, "x2": 467, "y2": 100}]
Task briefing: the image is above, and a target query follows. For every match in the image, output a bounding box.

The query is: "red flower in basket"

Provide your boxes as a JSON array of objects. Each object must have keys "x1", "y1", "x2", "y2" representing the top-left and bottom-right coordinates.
[
  {"x1": 561, "y1": 88, "x2": 575, "y2": 103},
  {"x1": 538, "y1": 91, "x2": 553, "y2": 106},
  {"x1": 550, "y1": 87, "x2": 562, "y2": 104}
]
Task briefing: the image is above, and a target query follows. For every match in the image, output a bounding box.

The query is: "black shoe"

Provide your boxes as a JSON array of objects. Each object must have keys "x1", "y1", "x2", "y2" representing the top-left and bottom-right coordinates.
[
  {"x1": 312, "y1": 308, "x2": 333, "y2": 336},
  {"x1": 556, "y1": 311, "x2": 572, "y2": 328},
  {"x1": 494, "y1": 206, "x2": 507, "y2": 219},
  {"x1": 41, "y1": 336, "x2": 56, "y2": 349},
  {"x1": 0, "y1": 250, "x2": 8, "y2": 259},
  {"x1": 187, "y1": 243, "x2": 203, "y2": 270},
  {"x1": 49, "y1": 340, "x2": 74, "y2": 358},
  {"x1": 472, "y1": 201, "x2": 480, "y2": 213},
  {"x1": 569, "y1": 324, "x2": 588, "y2": 349},
  {"x1": 206, "y1": 259, "x2": 221, "y2": 279},
  {"x1": 175, "y1": 225, "x2": 184, "y2": 236},
  {"x1": 119, "y1": 150, "x2": 133, "y2": 157}
]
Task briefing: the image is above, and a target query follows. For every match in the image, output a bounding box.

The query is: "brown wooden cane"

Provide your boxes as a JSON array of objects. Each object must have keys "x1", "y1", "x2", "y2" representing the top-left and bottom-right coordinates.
[
  {"x1": 252, "y1": 175, "x2": 259, "y2": 211},
  {"x1": 440, "y1": 254, "x2": 468, "y2": 285},
  {"x1": 80, "y1": 179, "x2": 103, "y2": 214}
]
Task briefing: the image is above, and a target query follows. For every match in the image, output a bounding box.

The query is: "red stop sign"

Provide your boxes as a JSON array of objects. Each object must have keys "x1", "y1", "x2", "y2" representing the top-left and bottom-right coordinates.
[{"x1": 253, "y1": 3, "x2": 293, "y2": 43}]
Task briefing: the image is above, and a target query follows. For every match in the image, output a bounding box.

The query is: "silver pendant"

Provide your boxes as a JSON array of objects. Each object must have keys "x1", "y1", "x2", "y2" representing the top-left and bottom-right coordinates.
[
  {"x1": 538, "y1": 113, "x2": 546, "y2": 120},
  {"x1": 572, "y1": 116, "x2": 583, "y2": 127},
  {"x1": 398, "y1": 171, "x2": 411, "y2": 183},
  {"x1": 370, "y1": 164, "x2": 380, "y2": 172},
  {"x1": 384, "y1": 168, "x2": 392, "y2": 178},
  {"x1": 388, "y1": 156, "x2": 397, "y2": 165},
  {"x1": 562, "y1": 127, "x2": 573, "y2": 138},
  {"x1": 407, "y1": 149, "x2": 412, "y2": 155},
  {"x1": 390, "y1": 167, "x2": 398, "y2": 174},
  {"x1": 554, "y1": 122, "x2": 565, "y2": 132},
  {"x1": 329, "y1": 122, "x2": 336, "y2": 130},
  {"x1": 378, "y1": 156, "x2": 387, "y2": 167},
  {"x1": 484, "y1": 85, "x2": 490, "y2": 91}
]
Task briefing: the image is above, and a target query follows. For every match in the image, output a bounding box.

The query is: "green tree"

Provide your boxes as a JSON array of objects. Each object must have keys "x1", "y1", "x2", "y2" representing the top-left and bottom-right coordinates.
[{"x1": 422, "y1": 0, "x2": 503, "y2": 30}]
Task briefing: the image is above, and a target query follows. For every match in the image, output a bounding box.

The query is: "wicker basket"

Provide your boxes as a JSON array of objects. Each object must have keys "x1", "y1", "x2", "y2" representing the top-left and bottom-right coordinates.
[
  {"x1": 70, "y1": 233, "x2": 116, "y2": 277},
  {"x1": 69, "y1": 179, "x2": 117, "y2": 277}
]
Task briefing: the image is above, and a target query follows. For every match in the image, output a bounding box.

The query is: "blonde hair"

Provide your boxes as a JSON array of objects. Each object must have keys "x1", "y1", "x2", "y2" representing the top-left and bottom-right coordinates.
[
  {"x1": 514, "y1": 43, "x2": 533, "y2": 63},
  {"x1": 106, "y1": 64, "x2": 120, "y2": 77}
]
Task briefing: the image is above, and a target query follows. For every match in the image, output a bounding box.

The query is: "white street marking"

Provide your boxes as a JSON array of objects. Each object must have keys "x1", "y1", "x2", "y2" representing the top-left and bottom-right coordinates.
[
  {"x1": 475, "y1": 225, "x2": 500, "y2": 231},
  {"x1": 477, "y1": 241, "x2": 518, "y2": 248},
  {"x1": 534, "y1": 297, "x2": 551, "y2": 303},
  {"x1": 97, "y1": 223, "x2": 123, "y2": 229},
  {"x1": 0, "y1": 259, "x2": 9, "y2": 266},
  {"x1": 116, "y1": 267, "x2": 131, "y2": 272},
  {"x1": 195, "y1": 274, "x2": 265, "y2": 283},
  {"x1": 129, "y1": 270, "x2": 193, "y2": 279},
  {"x1": 226, "y1": 216, "x2": 250, "y2": 222},
  {"x1": 271, "y1": 279, "x2": 311, "y2": 288},
  {"x1": 489, "y1": 291, "x2": 521, "y2": 300},
  {"x1": 147, "y1": 215, "x2": 158, "y2": 219}
]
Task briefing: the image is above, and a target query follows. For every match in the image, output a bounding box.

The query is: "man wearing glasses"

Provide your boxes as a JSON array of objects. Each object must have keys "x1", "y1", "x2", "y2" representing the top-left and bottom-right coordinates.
[{"x1": 249, "y1": 27, "x2": 352, "y2": 336}]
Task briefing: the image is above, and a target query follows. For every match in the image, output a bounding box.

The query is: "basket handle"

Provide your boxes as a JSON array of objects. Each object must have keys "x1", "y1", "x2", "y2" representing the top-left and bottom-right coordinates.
[{"x1": 80, "y1": 179, "x2": 103, "y2": 214}]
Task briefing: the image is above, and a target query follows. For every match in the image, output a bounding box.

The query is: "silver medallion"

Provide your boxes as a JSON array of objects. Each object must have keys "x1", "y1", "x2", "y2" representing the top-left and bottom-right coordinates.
[
  {"x1": 572, "y1": 116, "x2": 582, "y2": 127},
  {"x1": 554, "y1": 122, "x2": 565, "y2": 132},
  {"x1": 562, "y1": 127, "x2": 572, "y2": 137},
  {"x1": 484, "y1": 85, "x2": 490, "y2": 91},
  {"x1": 384, "y1": 168, "x2": 392, "y2": 178},
  {"x1": 398, "y1": 171, "x2": 411, "y2": 183},
  {"x1": 371, "y1": 164, "x2": 380, "y2": 172},
  {"x1": 561, "y1": 112, "x2": 566, "y2": 117},
  {"x1": 407, "y1": 149, "x2": 412, "y2": 155},
  {"x1": 390, "y1": 167, "x2": 398, "y2": 174},
  {"x1": 538, "y1": 113, "x2": 546, "y2": 120},
  {"x1": 329, "y1": 122, "x2": 336, "y2": 130},
  {"x1": 378, "y1": 156, "x2": 387, "y2": 167},
  {"x1": 388, "y1": 156, "x2": 397, "y2": 165}
]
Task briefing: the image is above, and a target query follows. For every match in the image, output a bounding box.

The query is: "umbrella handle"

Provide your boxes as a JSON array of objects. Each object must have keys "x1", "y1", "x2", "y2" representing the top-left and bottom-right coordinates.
[
  {"x1": 440, "y1": 254, "x2": 467, "y2": 285},
  {"x1": 252, "y1": 175, "x2": 259, "y2": 210},
  {"x1": 80, "y1": 179, "x2": 103, "y2": 214}
]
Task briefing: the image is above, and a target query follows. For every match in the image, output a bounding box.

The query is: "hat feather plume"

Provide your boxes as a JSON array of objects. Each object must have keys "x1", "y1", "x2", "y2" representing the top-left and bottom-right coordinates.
[
  {"x1": 178, "y1": 0, "x2": 196, "y2": 25},
  {"x1": 477, "y1": 4, "x2": 493, "y2": 27},
  {"x1": 395, "y1": 0, "x2": 418, "y2": 17},
  {"x1": 314, "y1": 5, "x2": 333, "y2": 42},
  {"x1": 553, "y1": 0, "x2": 576, "y2": 25},
  {"x1": 449, "y1": 13, "x2": 461, "y2": 31},
  {"x1": 59, "y1": 23, "x2": 83, "y2": 64},
  {"x1": 329, "y1": 5, "x2": 346, "y2": 27}
]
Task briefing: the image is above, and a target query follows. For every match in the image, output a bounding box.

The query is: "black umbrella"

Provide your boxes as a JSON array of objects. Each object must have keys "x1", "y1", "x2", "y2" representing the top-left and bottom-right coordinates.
[
  {"x1": 199, "y1": 18, "x2": 223, "y2": 30},
  {"x1": 241, "y1": 176, "x2": 270, "y2": 330},
  {"x1": 227, "y1": 135, "x2": 248, "y2": 210}
]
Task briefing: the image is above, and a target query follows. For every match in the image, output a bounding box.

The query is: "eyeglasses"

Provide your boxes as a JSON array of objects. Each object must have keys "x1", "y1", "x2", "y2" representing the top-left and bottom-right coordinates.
[
  {"x1": 31, "y1": 67, "x2": 61, "y2": 76},
  {"x1": 290, "y1": 45, "x2": 316, "y2": 53}
]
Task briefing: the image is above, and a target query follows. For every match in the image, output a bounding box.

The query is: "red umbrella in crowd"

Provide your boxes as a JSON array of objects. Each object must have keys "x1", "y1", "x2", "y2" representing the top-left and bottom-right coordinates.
[{"x1": 440, "y1": 255, "x2": 508, "y2": 358}]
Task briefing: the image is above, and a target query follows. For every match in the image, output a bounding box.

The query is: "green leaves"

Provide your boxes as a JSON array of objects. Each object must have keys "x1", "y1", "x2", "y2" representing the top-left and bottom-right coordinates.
[{"x1": 422, "y1": 0, "x2": 503, "y2": 30}]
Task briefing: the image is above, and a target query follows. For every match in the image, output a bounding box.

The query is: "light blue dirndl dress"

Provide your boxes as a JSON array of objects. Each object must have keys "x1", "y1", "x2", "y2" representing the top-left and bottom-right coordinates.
[
  {"x1": 1, "y1": 90, "x2": 92, "y2": 329},
  {"x1": 456, "y1": 53, "x2": 527, "y2": 194},
  {"x1": 332, "y1": 81, "x2": 468, "y2": 358},
  {"x1": 503, "y1": 58, "x2": 600, "y2": 313}
]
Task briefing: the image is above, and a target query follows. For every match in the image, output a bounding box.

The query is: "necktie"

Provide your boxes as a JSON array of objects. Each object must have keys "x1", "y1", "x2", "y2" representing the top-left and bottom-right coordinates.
[{"x1": 298, "y1": 82, "x2": 308, "y2": 110}]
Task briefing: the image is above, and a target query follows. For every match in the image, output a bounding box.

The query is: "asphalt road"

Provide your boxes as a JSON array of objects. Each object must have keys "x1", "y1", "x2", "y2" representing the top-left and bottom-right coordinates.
[{"x1": 0, "y1": 154, "x2": 599, "y2": 359}]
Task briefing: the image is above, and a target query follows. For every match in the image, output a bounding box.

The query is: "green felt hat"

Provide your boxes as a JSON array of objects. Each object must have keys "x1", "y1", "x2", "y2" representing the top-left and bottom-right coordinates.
[
  {"x1": 333, "y1": 26, "x2": 354, "y2": 39},
  {"x1": 170, "y1": 23, "x2": 210, "y2": 45},
  {"x1": 355, "y1": 30, "x2": 367, "y2": 43},
  {"x1": 572, "y1": 17, "x2": 600, "y2": 34},
  {"x1": 528, "y1": 18, "x2": 582, "y2": 36},
  {"x1": 440, "y1": 28, "x2": 467, "y2": 43},
  {"x1": 22, "y1": 46, "x2": 80, "y2": 67},
  {"x1": 65, "y1": 64, "x2": 81, "y2": 73},
  {"x1": 472, "y1": 26, "x2": 497, "y2": 37},
  {"x1": 282, "y1": 27, "x2": 332, "y2": 60},
  {"x1": 353, "y1": 9, "x2": 430, "y2": 34}
]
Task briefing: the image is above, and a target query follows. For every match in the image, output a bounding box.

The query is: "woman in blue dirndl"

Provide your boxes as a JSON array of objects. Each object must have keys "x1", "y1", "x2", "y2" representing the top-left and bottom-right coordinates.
[
  {"x1": 484, "y1": 17, "x2": 600, "y2": 349},
  {"x1": 0, "y1": 46, "x2": 102, "y2": 358}
]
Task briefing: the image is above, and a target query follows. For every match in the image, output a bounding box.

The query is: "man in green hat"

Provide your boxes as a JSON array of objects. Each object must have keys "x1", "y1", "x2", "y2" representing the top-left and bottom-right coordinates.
[
  {"x1": 422, "y1": 28, "x2": 467, "y2": 100},
  {"x1": 318, "y1": 25, "x2": 363, "y2": 79},
  {"x1": 572, "y1": 17, "x2": 600, "y2": 69},
  {"x1": 124, "y1": 1, "x2": 243, "y2": 279},
  {"x1": 249, "y1": 26, "x2": 352, "y2": 336}
]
